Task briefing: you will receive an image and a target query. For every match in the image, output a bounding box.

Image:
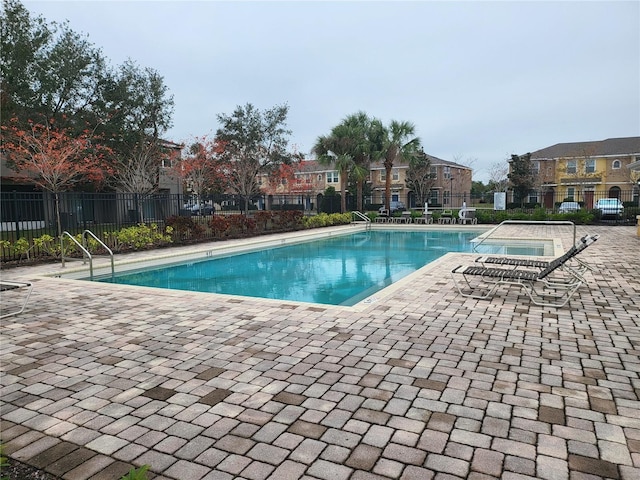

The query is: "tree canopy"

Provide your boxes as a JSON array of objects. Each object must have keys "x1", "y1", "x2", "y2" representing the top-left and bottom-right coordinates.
[
  {"x1": 379, "y1": 120, "x2": 421, "y2": 211},
  {"x1": 507, "y1": 153, "x2": 535, "y2": 205},
  {"x1": 1, "y1": 0, "x2": 175, "y2": 193},
  {"x1": 405, "y1": 150, "x2": 435, "y2": 207},
  {"x1": 215, "y1": 103, "x2": 292, "y2": 213}
]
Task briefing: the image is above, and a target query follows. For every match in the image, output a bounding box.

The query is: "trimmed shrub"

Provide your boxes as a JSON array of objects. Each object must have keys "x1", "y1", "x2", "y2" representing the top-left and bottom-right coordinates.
[
  {"x1": 209, "y1": 215, "x2": 230, "y2": 238},
  {"x1": 273, "y1": 210, "x2": 304, "y2": 230},
  {"x1": 165, "y1": 215, "x2": 205, "y2": 241},
  {"x1": 253, "y1": 211, "x2": 274, "y2": 231},
  {"x1": 103, "y1": 224, "x2": 172, "y2": 252},
  {"x1": 226, "y1": 215, "x2": 257, "y2": 237}
]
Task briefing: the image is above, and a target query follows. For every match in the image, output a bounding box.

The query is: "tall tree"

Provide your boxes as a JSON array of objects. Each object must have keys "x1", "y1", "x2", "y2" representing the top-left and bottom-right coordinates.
[
  {"x1": 1, "y1": 0, "x2": 50, "y2": 122},
  {"x1": 508, "y1": 153, "x2": 535, "y2": 205},
  {"x1": 313, "y1": 124, "x2": 358, "y2": 213},
  {"x1": 1, "y1": 0, "x2": 107, "y2": 130},
  {"x1": 379, "y1": 120, "x2": 420, "y2": 212},
  {"x1": 1, "y1": 1, "x2": 176, "y2": 201},
  {"x1": 341, "y1": 112, "x2": 381, "y2": 212},
  {"x1": 215, "y1": 103, "x2": 292, "y2": 214},
  {"x1": 314, "y1": 112, "x2": 384, "y2": 212},
  {"x1": 102, "y1": 60, "x2": 175, "y2": 198},
  {"x1": 405, "y1": 150, "x2": 435, "y2": 207}
]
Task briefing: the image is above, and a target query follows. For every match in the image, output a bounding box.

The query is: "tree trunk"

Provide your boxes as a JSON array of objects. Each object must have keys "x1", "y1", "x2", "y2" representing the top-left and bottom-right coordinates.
[
  {"x1": 54, "y1": 192, "x2": 62, "y2": 238},
  {"x1": 385, "y1": 163, "x2": 392, "y2": 211},
  {"x1": 340, "y1": 170, "x2": 347, "y2": 213}
]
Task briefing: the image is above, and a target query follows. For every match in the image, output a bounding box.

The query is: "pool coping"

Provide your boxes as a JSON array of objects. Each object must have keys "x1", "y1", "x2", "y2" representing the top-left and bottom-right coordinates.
[{"x1": 42, "y1": 223, "x2": 560, "y2": 312}]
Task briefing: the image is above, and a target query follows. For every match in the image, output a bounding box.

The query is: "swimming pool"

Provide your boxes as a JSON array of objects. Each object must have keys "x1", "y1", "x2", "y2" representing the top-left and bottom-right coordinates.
[{"x1": 90, "y1": 229, "x2": 551, "y2": 306}]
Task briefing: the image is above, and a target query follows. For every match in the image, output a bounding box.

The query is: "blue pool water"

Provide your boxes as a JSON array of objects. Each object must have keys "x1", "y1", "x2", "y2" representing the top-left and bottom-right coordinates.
[{"x1": 95, "y1": 230, "x2": 527, "y2": 306}]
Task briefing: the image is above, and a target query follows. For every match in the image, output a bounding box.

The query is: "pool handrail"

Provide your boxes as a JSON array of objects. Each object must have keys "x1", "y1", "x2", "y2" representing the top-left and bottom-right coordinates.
[
  {"x1": 61, "y1": 231, "x2": 93, "y2": 278},
  {"x1": 61, "y1": 230, "x2": 115, "y2": 280},
  {"x1": 83, "y1": 229, "x2": 115, "y2": 278},
  {"x1": 472, "y1": 220, "x2": 576, "y2": 253},
  {"x1": 351, "y1": 211, "x2": 372, "y2": 230}
]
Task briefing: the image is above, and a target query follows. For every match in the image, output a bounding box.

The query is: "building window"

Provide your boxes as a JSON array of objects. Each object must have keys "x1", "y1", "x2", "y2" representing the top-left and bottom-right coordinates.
[
  {"x1": 380, "y1": 171, "x2": 386, "y2": 181},
  {"x1": 585, "y1": 159, "x2": 596, "y2": 174},
  {"x1": 566, "y1": 187, "x2": 575, "y2": 201},
  {"x1": 392, "y1": 169, "x2": 399, "y2": 181},
  {"x1": 430, "y1": 166, "x2": 437, "y2": 179},
  {"x1": 444, "y1": 191, "x2": 451, "y2": 205},
  {"x1": 327, "y1": 171, "x2": 339, "y2": 183},
  {"x1": 532, "y1": 161, "x2": 540, "y2": 175},
  {"x1": 566, "y1": 160, "x2": 577, "y2": 174},
  {"x1": 429, "y1": 190, "x2": 439, "y2": 204},
  {"x1": 612, "y1": 160, "x2": 621, "y2": 169},
  {"x1": 443, "y1": 166, "x2": 451, "y2": 180}
]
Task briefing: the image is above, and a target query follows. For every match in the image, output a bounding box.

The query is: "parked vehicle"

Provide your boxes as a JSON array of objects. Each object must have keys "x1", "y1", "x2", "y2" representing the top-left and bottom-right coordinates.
[
  {"x1": 190, "y1": 204, "x2": 214, "y2": 215},
  {"x1": 558, "y1": 201, "x2": 581, "y2": 213},
  {"x1": 379, "y1": 201, "x2": 406, "y2": 214},
  {"x1": 594, "y1": 198, "x2": 623, "y2": 216}
]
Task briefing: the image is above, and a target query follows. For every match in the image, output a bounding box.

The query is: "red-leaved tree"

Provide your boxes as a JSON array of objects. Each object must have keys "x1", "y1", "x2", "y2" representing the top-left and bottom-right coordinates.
[
  {"x1": 173, "y1": 137, "x2": 225, "y2": 211},
  {"x1": 1, "y1": 118, "x2": 110, "y2": 236},
  {"x1": 262, "y1": 162, "x2": 297, "y2": 195}
]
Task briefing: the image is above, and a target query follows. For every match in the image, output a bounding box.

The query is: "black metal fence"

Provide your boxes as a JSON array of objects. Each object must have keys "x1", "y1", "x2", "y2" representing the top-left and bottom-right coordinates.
[
  {"x1": 0, "y1": 191, "x2": 321, "y2": 240},
  {"x1": 368, "y1": 189, "x2": 640, "y2": 211},
  {"x1": 1, "y1": 189, "x2": 638, "y2": 263}
]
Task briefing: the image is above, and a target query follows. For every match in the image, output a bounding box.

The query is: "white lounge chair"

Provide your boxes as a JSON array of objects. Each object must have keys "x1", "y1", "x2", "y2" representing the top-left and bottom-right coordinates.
[
  {"x1": 451, "y1": 236, "x2": 597, "y2": 307},
  {"x1": 1, "y1": 280, "x2": 33, "y2": 319}
]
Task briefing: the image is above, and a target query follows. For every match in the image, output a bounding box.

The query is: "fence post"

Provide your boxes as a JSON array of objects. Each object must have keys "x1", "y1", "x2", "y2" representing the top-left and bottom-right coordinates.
[
  {"x1": 81, "y1": 192, "x2": 87, "y2": 231},
  {"x1": 12, "y1": 190, "x2": 20, "y2": 240}
]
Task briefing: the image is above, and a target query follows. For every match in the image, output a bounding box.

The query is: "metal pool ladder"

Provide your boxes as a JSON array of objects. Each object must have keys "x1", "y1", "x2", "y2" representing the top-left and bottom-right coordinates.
[
  {"x1": 61, "y1": 230, "x2": 114, "y2": 280},
  {"x1": 351, "y1": 211, "x2": 372, "y2": 230}
]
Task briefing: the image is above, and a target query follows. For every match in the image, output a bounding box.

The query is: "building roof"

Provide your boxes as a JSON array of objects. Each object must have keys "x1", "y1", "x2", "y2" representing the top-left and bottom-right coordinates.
[
  {"x1": 294, "y1": 154, "x2": 472, "y2": 174},
  {"x1": 369, "y1": 153, "x2": 470, "y2": 170},
  {"x1": 529, "y1": 137, "x2": 640, "y2": 160}
]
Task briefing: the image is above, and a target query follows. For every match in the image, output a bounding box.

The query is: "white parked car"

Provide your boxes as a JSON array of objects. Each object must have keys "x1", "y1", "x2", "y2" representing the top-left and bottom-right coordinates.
[
  {"x1": 594, "y1": 198, "x2": 623, "y2": 216},
  {"x1": 558, "y1": 201, "x2": 581, "y2": 213}
]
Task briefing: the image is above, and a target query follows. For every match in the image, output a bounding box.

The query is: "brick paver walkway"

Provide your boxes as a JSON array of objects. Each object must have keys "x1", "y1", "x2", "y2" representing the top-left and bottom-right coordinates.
[{"x1": 1, "y1": 224, "x2": 638, "y2": 480}]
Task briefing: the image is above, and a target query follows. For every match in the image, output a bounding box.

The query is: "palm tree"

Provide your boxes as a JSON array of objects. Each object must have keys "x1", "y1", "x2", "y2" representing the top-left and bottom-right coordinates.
[
  {"x1": 313, "y1": 126, "x2": 356, "y2": 213},
  {"x1": 380, "y1": 120, "x2": 421, "y2": 212},
  {"x1": 341, "y1": 112, "x2": 381, "y2": 212}
]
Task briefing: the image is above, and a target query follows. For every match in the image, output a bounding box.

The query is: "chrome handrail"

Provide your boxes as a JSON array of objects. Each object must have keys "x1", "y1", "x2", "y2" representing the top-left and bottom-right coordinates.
[
  {"x1": 83, "y1": 230, "x2": 114, "y2": 278},
  {"x1": 60, "y1": 230, "x2": 115, "y2": 280},
  {"x1": 351, "y1": 211, "x2": 372, "y2": 230},
  {"x1": 61, "y1": 231, "x2": 93, "y2": 278},
  {"x1": 472, "y1": 220, "x2": 576, "y2": 253}
]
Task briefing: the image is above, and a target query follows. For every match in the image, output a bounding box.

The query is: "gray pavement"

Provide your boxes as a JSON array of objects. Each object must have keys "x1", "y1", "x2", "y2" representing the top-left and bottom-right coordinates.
[{"x1": 1, "y1": 224, "x2": 639, "y2": 480}]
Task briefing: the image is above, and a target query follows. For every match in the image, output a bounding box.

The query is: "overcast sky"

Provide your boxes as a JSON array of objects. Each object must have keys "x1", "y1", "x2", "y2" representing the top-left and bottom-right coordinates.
[{"x1": 24, "y1": 0, "x2": 640, "y2": 182}]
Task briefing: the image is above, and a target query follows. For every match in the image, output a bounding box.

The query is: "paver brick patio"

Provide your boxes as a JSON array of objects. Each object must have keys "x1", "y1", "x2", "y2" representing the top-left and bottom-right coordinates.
[{"x1": 1, "y1": 224, "x2": 639, "y2": 479}]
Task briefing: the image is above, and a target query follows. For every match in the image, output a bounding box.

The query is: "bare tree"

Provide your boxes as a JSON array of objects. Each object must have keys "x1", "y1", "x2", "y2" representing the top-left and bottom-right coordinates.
[{"x1": 488, "y1": 160, "x2": 509, "y2": 192}]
